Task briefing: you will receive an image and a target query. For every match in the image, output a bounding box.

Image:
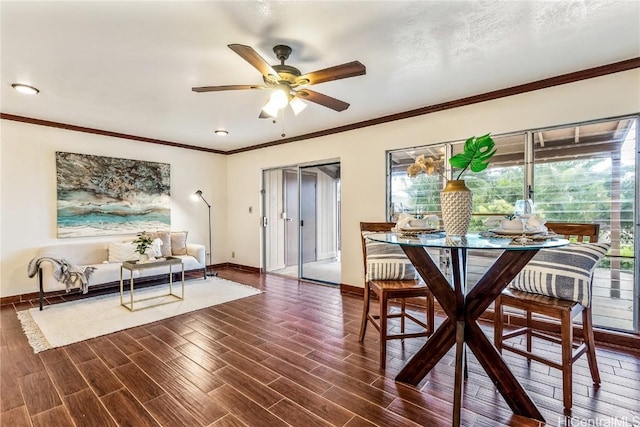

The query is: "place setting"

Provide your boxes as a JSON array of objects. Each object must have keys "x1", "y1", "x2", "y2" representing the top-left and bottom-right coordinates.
[
  {"x1": 480, "y1": 199, "x2": 559, "y2": 242},
  {"x1": 392, "y1": 212, "x2": 443, "y2": 236}
]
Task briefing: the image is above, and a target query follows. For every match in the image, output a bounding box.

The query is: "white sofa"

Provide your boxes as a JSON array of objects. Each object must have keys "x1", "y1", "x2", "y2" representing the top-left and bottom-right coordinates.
[{"x1": 34, "y1": 237, "x2": 206, "y2": 309}]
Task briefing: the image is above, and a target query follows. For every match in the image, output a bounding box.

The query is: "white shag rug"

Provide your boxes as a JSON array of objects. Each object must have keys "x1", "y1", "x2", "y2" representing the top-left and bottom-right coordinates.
[{"x1": 17, "y1": 277, "x2": 262, "y2": 353}]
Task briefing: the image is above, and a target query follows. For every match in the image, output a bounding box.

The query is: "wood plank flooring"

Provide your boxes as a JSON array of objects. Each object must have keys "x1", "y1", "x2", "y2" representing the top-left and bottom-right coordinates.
[{"x1": 2, "y1": 268, "x2": 639, "y2": 426}]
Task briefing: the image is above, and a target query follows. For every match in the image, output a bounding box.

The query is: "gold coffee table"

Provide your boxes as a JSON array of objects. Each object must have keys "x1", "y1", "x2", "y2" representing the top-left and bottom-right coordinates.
[{"x1": 120, "y1": 256, "x2": 184, "y2": 311}]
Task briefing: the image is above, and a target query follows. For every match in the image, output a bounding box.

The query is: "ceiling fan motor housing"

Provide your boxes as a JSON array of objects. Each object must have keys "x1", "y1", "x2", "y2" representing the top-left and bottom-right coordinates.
[
  {"x1": 273, "y1": 45, "x2": 292, "y2": 61},
  {"x1": 265, "y1": 45, "x2": 309, "y2": 87}
]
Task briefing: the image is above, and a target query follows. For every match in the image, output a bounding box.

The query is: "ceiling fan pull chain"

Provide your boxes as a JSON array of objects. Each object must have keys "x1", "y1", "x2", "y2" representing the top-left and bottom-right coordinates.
[{"x1": 281, "y1": 111, "x2": 286, "y2": 138}]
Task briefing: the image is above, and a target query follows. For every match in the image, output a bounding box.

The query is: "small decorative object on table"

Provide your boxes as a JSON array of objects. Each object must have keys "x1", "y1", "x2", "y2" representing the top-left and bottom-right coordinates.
[
  {"x1": 408, "y1": 133, "x2": 496, "y2": 236},
  {"x1": 513, "y1": 198, "x2": 535, "y2": 243},
  {"x1": 482, "y1": 213, "x2": 556, "y2": 241},
  {"x1": 133, "y1": 231, "x2": 154, "y2": 263},
  {"x1": 394, "y1": 212, "x2": 441, "y2": 236}
]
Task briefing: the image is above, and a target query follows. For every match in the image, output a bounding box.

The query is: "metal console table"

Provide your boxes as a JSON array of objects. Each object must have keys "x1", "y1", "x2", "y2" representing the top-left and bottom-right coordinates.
[{"x1": 120, "y1": 256, "x2": 184, "y2": 311}]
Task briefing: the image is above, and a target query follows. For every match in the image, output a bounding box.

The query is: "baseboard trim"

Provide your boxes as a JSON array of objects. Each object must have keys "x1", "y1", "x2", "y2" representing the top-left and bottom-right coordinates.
[
  {"x1": 340, "y1": 283, "x2": 363, "y2": 297},
  {"x1": 2, "y1": 269, "x2": 205, "y2": 307},
  {"x1": 213, "y1": 263, "x2": 261, "y2": 274}
]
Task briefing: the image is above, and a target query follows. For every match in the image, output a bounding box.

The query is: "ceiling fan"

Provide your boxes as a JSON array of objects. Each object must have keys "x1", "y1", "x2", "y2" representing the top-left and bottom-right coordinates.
[{"x1": 192, "y1": 44, "x2": 366, "y2": 118}]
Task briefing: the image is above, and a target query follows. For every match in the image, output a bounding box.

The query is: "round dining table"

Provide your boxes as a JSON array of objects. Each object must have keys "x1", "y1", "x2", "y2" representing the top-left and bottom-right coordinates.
[{"x1": 366, "y1": 232, "x2": 569, "y2": 426}]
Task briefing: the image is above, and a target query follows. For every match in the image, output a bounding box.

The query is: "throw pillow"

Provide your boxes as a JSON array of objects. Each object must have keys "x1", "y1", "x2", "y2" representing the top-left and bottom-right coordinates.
[
  {"x1": 108, "y1": 242, "x2": 138, "y2": 263},
  {"x1": 151, "y1": 231, "x2": 172, "y2": 257},
  {"x1": 363, "y1": 231, "x2": 417, "y2": 281},
  {"x1": 509, "y1": 242, "x2": 610, "y2": 307},
  {"x1": 171, "y1": 231, "x2": 188, "y2": 255}
]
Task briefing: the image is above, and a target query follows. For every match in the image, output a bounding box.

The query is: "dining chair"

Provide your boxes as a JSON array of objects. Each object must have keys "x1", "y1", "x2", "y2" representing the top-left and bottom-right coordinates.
[
  {"x1": 359, "y1": 222, "x2": 435, "y2": 370},
  {"x1": 494, "y1": 222, "x2": 610, "y2": 413}
]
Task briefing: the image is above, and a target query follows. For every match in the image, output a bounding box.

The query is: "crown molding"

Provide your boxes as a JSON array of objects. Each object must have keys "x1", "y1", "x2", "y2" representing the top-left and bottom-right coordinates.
[{"x1": 3, "y1": 57, "x2": 639, "y2": 155}]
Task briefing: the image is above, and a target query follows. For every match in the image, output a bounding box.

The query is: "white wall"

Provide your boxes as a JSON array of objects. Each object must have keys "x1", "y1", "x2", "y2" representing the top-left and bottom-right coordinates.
[
  {"x1": 225, "y1": 70, "x2": 640, "y2": 289},
  {"x1": 2, "y1": 70, "x2": 638, "y2": 298},
  {"x1": 0, "y1": 120, "x2": 227, "y2": 297}
]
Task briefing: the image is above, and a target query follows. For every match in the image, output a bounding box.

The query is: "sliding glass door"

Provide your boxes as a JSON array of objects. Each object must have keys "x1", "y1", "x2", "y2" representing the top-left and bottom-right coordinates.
[
  {"x1": 299, "y1": 163, "x2": 341, "y2": 284},
  {"x1": 262, "y1": 162, "x2": 341, "y2": 285}
]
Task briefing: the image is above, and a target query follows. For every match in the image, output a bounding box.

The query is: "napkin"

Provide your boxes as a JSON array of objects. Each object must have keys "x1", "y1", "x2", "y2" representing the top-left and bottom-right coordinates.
[
  {"x1": 394, "y1": 213, "x2": 415, "y2": 231},
  {"x1": 394, "y1": 213, "x2": 439, "y2": 231},
  {"x1": 525, "y1": 215, "x2": 548, "y2": 233},
  {"x1": 484, "y1": 217, "x2": 502, "y2": 228},
  {"x1": 485, "y1": 215, "x2": 548, "y2": 233}
]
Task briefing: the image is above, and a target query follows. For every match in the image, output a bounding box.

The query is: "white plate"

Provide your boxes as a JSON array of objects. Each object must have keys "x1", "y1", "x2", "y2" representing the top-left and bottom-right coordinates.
[
  {"x1": 490, "y1": 228, "x2": 543, "y2": 235},
  {"x1": 400, "y1": 226, "x2": 436, "y2": 232}
]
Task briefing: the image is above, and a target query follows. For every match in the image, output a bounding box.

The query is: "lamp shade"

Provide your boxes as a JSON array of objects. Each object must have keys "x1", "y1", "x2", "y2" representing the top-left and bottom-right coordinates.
[
  {"x1": 289, "y1": 97, "x2": 307, "y2": 115},
  {"x1": 269, "y1": 87, "x2": 289, "y2": 109},
  {"x1": 261, "y1": 99, "x2": 280, "y2": 118}
]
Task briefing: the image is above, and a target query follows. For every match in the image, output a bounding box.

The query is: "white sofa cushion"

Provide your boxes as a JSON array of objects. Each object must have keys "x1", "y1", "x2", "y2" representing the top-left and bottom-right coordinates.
[
  {"x1": 171, "y1": 231, "x2": 188, "y2": 255},
  {"x1": 152, "y1": 231, "x2": 172, "y2": 257},
  {"x1": 108, "y1": 242, "x2": 138, "y2": 263}
]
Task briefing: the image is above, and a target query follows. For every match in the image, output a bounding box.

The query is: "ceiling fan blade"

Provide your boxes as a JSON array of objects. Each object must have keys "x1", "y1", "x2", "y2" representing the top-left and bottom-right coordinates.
[
  {"x1": 228, "y1": 44, "x2": 280, "y2": 83},
  {"x1": 297, "y1": 61, "x2": 366, "y2": 86},
  {"x1": 192, "y1": 84, "x2": 265, "y2": 93},
  {"x1": 295, "y1": 89, "x2": 350, "y2": 112}
]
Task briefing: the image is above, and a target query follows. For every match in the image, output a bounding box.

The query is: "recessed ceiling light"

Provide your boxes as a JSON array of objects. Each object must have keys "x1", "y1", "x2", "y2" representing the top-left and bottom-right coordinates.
[
  {"x1": 12, "y1": 83, "x2": 39, "y2": 95},
  {"x1": 214, "y1": 129, "x2": 229, "y2": 136}
]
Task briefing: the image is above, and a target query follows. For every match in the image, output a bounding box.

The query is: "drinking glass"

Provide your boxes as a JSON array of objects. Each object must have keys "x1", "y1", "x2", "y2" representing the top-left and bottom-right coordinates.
[
  {"x1": 514, "y1": 199, "x2": 534, "y2": 217},
  {"x1": 514, "y1": 199, "x2": 534, "y2": 243}
]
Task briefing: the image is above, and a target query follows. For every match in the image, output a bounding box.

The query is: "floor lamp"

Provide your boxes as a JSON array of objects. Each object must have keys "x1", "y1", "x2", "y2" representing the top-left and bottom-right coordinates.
[{"x1": 192, "y1": 190, "x2": 217, "y2": 276}]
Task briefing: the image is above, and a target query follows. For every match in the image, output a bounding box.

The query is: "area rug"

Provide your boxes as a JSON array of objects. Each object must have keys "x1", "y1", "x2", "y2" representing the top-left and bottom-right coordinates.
[{"x1": 17, "y1": 277, "x2": 262, "y2": 353}]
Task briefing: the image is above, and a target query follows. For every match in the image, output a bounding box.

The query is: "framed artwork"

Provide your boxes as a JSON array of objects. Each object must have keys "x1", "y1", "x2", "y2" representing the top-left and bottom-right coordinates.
[{"x1": 56, "y1": 152, "x2": 171, "y2": 238}]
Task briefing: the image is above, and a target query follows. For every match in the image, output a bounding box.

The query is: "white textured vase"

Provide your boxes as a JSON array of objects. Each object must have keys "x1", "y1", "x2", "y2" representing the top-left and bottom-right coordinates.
[
  {"x1": 138, "y1": 253, "x2": 149, "y2": 263},
  {"x1": 440, "y1": 180, "x2": 472, "y2": 236}
]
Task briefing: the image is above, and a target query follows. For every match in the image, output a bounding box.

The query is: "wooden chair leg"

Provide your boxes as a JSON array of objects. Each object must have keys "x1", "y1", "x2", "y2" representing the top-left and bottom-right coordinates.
[
  {"x1": 494, "y1": 296, "x2": 503, "y2": 353},
  {"x1": 400, "y1": 299, "x2": 406, "y2": 334},
  {"x1": 582, "y1": 307, "x2": 601, "y2": 387},
  {"x1": 561, "y1": 310, "x2": 573, "y2": 413},
  {"x1": 379, "y1": 293, "x2": 388, "y2": 370},
  {"x1": 526, "y1": 310, "x2": 533, "y2": 364},
  {"x1": 359, "y1": 283, "x2": 371, "y2": 342}
]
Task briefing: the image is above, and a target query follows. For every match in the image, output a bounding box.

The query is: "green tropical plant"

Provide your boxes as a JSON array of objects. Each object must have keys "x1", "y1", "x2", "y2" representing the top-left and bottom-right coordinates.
[{"x1": 449, "y1": 133, "x2": 497, "y2": 180}]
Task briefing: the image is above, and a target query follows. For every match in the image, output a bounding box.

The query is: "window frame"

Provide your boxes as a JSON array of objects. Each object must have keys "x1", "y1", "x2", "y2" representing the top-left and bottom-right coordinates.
[{"x1": 386, "y1": 114, "x2": 640, "y2": 333}]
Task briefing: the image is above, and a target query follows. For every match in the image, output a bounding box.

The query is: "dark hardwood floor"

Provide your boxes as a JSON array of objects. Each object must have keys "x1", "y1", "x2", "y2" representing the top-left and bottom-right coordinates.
[{"x1": 2, "y1": 268, "x2": 639, "y2": 426}]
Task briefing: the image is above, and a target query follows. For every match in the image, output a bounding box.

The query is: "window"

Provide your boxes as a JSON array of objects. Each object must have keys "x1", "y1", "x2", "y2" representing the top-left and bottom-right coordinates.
[
  {"x1": 387, "y1": 116, "x2": 639, "y2": 333},
  {"x1": 532, "y1": 118, "x2": 637, "y2": 331}
]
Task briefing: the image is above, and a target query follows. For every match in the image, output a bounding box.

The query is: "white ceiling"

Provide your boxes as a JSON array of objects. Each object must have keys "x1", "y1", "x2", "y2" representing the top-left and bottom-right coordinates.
[{"x1": 2, "y1": 1, "x2": 639, "y2": 153}]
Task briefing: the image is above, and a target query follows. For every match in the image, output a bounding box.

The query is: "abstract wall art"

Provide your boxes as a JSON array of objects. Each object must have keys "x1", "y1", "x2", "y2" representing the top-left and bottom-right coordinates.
[{"x1": 56, "y1": 152, "x2": 171, "y2": 238}]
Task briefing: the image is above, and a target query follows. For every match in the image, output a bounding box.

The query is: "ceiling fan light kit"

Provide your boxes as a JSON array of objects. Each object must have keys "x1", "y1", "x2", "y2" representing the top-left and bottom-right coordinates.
[
  {"x1": 261, "y1": 99, "x2": 280, "y2": 118},
  {"x1": 289, "y1": 97, "x2": 307, "y2": 115},
  {"x1": 192, "y1": 43, "x2": 366, "y2": 119},
  {"x1": 214, "y1": 129, "x2": 228, "y2": 136}
]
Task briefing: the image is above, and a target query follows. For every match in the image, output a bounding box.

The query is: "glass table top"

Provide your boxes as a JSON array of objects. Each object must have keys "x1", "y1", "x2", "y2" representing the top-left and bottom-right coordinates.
[{"x1": 366, "y1": 232, "x2": 569, "y2": 251}]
